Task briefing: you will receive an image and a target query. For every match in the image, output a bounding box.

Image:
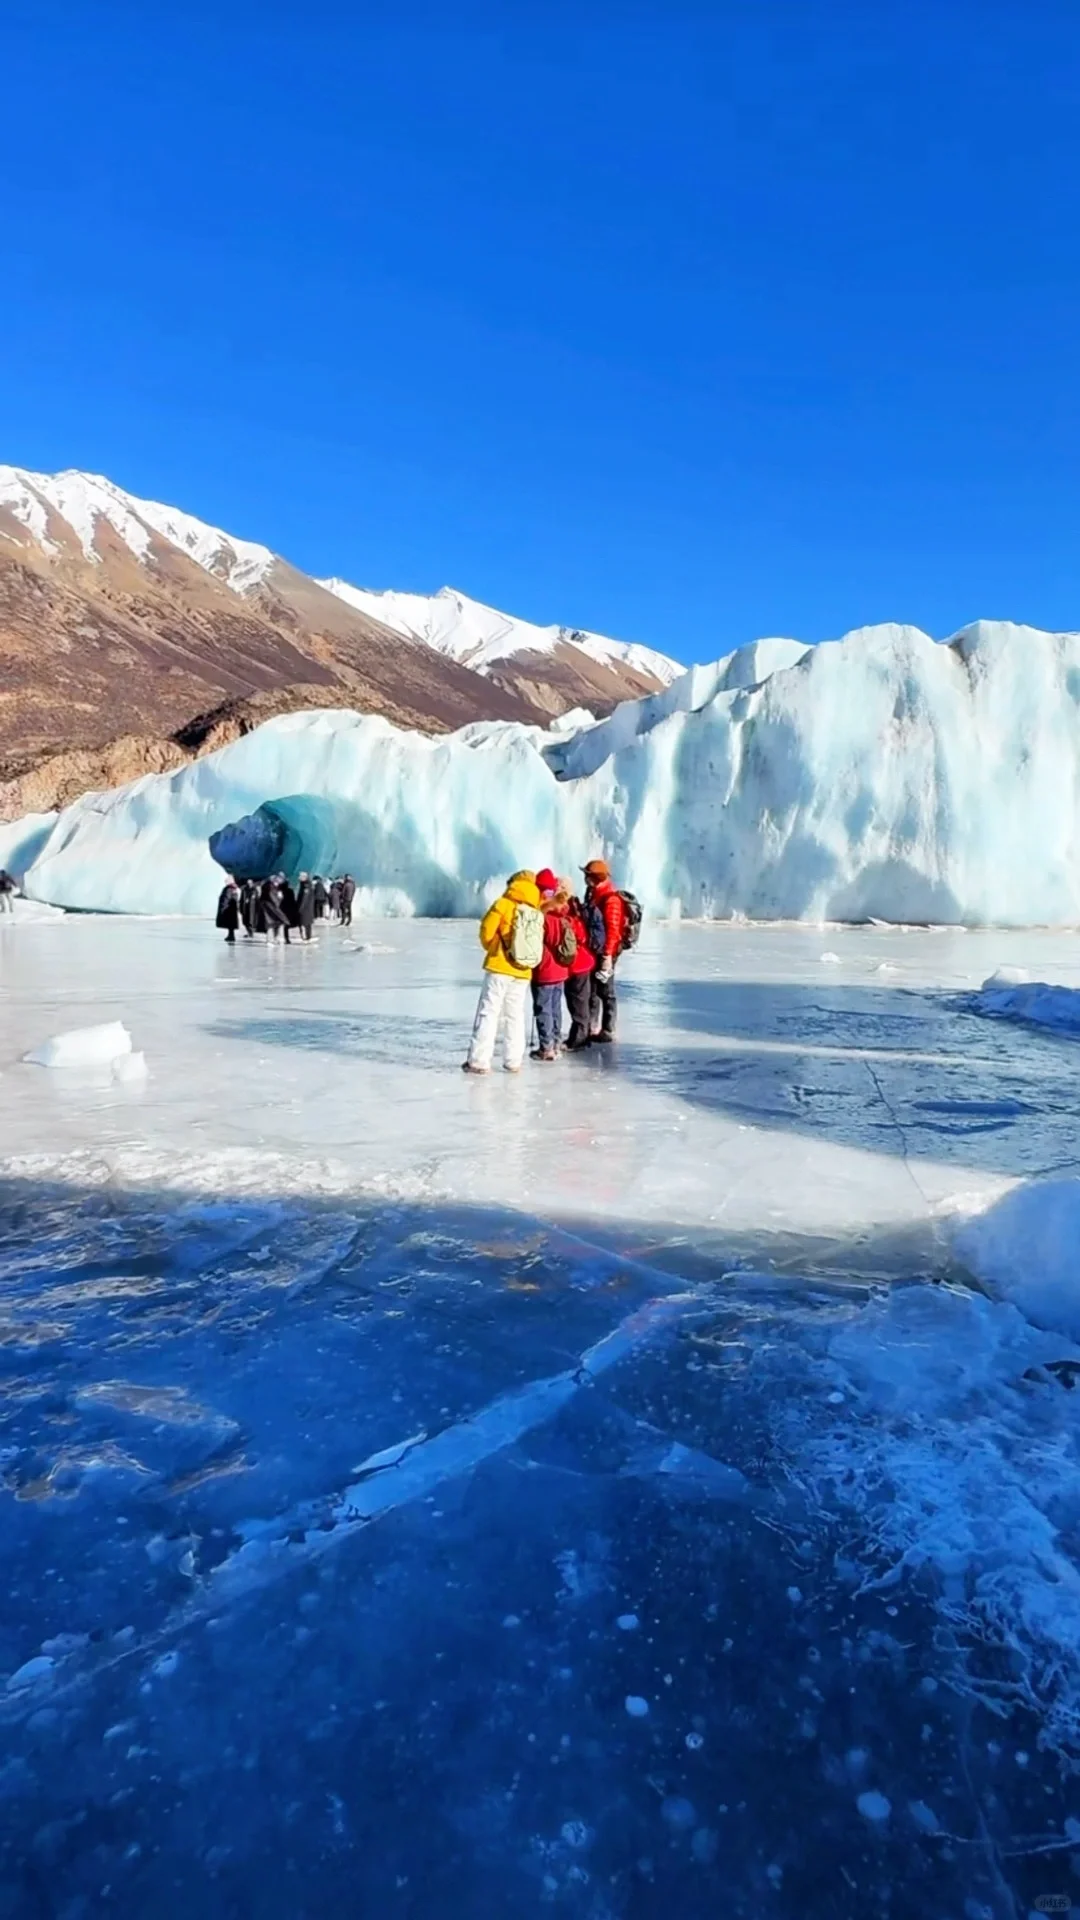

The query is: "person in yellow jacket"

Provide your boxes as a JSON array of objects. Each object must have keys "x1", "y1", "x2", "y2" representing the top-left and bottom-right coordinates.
[{"x1": 463, "y1": 871, "x2": 543, "y2": 1074}]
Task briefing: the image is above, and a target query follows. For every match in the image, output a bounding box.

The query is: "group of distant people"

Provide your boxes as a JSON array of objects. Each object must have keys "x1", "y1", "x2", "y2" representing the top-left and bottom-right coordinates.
[
  {"x1": 215, "y1": 873, "x2": 356, "y2": 944},
  {"x1": 464, "y1": 858, "x2": 640, "y2": 1073}
]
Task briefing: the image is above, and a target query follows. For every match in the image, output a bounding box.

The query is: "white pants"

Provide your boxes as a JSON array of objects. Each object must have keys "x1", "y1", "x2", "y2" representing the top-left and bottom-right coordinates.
[{"x1": 467, "y1": 972, "x2": 529, "y2": 1071}]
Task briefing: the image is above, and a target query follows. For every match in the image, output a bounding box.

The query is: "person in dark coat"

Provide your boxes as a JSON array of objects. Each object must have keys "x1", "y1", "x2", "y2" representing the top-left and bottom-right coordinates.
[
  {"x1": 312, "y1": 875, "x2": 329, "y2": 921},
  {"x1": 240, "y1": 878, "x2": 259, "y2": 937},
  {"x1": 261, "y1": 877, "x2": 290, "y2": 943},
  {"x1": 296, "y1": 874, "x2": 316, "y2": 941},
  {"x1": 0, "y1": 870, "x2": 15, "y2": 915},
  {"x1": 279, "y1": 877, "x2": 299, "y2": 930},
  {"x1": 339, "y1": 874, "x2": 356, "y2": 927},
  {"x1": 215, "y1": 879, "x2": 241, "y2": 944},
  {"x1": 328, "y1": 878, "x2": 342, "y2": 923}
]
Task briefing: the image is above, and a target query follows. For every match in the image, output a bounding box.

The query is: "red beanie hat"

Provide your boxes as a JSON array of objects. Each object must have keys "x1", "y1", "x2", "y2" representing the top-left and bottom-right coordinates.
[{"x1": 535, "y1": 867, "x2": 558, "y2": 892}]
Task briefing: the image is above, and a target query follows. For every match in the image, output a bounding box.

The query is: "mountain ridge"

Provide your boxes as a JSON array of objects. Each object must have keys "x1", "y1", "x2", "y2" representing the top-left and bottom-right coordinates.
[{"x1": 0, "y1": 465, "x2": 679, "y2": 817}]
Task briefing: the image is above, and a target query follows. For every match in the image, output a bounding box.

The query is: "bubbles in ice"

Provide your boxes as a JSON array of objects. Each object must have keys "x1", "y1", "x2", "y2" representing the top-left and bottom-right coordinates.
[
  {"x1": 560, "y1": 1821, "x2": 591, "y2": 1850},
  {"x1": 856, "y1": 1790, "x2": 891, "y2": 1824},
  {"x1": 624, "y1": 1695, "x2": 649, "y2": 1718},
  {"x1": 908, "y1": 1800, "x2": 940, "y2": 1834},
  {"x1": 661, "y1": 1796, "x2": 696, "y2": 1831}
]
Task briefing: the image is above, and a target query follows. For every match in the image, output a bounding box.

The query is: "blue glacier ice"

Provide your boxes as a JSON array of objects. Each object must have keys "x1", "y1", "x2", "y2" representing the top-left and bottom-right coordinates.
[{"x1": 7, "y1": 619, "x2": 1080, "y2": 923}]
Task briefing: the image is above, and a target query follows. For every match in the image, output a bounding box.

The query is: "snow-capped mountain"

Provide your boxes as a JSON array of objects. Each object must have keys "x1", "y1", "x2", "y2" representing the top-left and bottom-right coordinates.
[
  {"x1": 319, "y1": 579, "x2": 681, "y2": 688},
  {"x1": 0, "y1": 467, "x2": 678, "y2": 695},
  {"x1": 0, "y1": 465, "x2": 680, "y2": 813},
  {"x1": 0, "y1": 466, "x2": 277, "y2": 595}
]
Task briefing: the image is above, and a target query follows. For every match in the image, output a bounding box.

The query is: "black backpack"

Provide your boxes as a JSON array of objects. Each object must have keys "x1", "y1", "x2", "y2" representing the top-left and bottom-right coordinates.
[
  {"x1": 586, "y1": 889, "x2": 642, "y2": 957},
  {"x1": 618, "y1": 891, "x2": 642, "y2": 952}
]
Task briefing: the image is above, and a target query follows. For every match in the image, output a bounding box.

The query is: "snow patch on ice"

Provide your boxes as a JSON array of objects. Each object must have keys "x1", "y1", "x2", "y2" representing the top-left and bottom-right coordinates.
[
  {"x1": 955, "y1": 1178, "x2": 1080, "y2": 1342},
  {"x1": 974, "y1": 977, "x2": 1080, "y2": 1036},
  {"x1": 112, "y1": 1050, "x2": 148, "y2": 1083},
  {"x1": 0, "y1": 895, "x2": 66, "y2": 924},
  {"x1": 24, "y1": 1021, "x2": 133, "y2": 1069}
]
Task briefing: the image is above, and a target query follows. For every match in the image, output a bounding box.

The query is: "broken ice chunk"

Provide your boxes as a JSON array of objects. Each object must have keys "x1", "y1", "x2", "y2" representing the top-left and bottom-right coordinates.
[{"x1": 24, "y1": 1021, "x2": 133, "y2": 1069}]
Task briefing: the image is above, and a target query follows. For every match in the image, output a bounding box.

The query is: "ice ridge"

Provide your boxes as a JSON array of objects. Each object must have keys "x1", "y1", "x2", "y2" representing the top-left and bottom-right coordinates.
[{"x1": 7, "y1": 619, "x2": 1080, "y2": 926}]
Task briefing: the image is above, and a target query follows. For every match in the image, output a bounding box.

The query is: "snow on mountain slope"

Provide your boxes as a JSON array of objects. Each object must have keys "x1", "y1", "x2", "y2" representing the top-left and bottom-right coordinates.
[
  {"x1": 319, "y1": 579, "x2": 681, "y2": 685},
  {"x1": 0, "y1": 466, "x2": 677, "y2": 740},
  {"x1": 0, "y1": 466, "x2": 275, "y2": 592},
  {"x1": 14, "y1": 619, "x2": 1080, "y2": 926}
]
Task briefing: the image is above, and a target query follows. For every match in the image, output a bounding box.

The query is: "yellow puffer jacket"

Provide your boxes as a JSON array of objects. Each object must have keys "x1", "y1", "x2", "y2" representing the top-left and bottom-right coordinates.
[{"x1": 479, "y1": 871, "x2": 542, "y2": 977}]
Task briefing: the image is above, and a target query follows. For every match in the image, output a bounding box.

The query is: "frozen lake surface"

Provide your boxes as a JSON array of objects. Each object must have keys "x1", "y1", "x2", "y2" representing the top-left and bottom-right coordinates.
[{"x1": 1, "y1": 915, "x2": 1080, "y2": 1917}]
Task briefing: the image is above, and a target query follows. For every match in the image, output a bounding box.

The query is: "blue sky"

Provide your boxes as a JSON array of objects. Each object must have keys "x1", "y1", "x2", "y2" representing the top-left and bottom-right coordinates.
[{"x1": 3, "y1": 2, "x2": 1078, "y2": 663}]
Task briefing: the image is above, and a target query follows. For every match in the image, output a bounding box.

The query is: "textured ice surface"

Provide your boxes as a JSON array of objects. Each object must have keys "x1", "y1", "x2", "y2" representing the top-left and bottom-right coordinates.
[
  {"x1": 13, "y1": 618, "x2": 1080, "y2": 924},
  {"x1": 2, "y1": 919, "x2": 1079, "y2": 1914}
]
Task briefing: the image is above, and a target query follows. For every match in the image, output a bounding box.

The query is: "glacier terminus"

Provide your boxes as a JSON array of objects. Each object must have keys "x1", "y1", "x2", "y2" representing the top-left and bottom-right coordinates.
[{"x1": 4, "y1": 619, "x2": 1080, "y2": 927}]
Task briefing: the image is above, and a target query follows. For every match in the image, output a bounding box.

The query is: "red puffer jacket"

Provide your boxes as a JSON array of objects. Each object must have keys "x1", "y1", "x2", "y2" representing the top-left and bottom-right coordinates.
[
  {"x1": 533, "y1": 908, "x2": 571, "y2": 985},
  {"x1": 588, "y1": 879, "x2": 627, "y2": 959},
  {"x1": 566, "y1": 902, "x2": 595, "y2": 976}
]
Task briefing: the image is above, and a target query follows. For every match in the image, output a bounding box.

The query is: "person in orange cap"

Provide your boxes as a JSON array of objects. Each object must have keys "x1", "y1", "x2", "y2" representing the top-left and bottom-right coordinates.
[{"x1": 581, "y1": 858, "x2": 626, "y2": 1043}]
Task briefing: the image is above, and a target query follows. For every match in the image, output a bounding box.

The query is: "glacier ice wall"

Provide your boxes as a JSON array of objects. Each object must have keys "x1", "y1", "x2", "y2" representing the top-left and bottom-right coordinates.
[
  {"x1": 0, "y1": 811, "x2": 59, "y2": 883},
  {"x1": 13, "y1": 620, "x2": 1080, "y2": 925}
]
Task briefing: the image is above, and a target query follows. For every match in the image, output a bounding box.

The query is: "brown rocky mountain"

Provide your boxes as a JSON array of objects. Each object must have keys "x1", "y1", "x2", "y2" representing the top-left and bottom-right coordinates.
[{"x1": 0, "y1": 467, "x2": 679, "y2": 820}]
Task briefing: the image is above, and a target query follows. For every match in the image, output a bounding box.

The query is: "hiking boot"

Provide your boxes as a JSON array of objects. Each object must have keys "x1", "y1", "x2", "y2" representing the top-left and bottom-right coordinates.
[
  {"x1": 461, "y1": 1062, "x2": 490, "y2": 1075},
  {"x1": 593, "y1": 1031, "x2": 615, "y2": 1044}
]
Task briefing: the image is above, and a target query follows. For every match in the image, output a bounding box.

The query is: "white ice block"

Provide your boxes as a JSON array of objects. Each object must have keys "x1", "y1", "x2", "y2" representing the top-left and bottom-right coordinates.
[{"x1": 24, "y1": 1021, "x2": 133, "y2": 1069}]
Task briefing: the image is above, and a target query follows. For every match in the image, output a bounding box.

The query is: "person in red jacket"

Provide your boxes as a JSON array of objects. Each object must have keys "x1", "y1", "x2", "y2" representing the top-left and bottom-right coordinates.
[
  {"x1": 530, "y1": 868, "x2": 570, "y2": 1060},
  {"x1": 582, "y1": 858, "x2": 626, "y2": 1043},
  {"x1": 563, "y1": 891, "x2": 596, "y2": 1049}
]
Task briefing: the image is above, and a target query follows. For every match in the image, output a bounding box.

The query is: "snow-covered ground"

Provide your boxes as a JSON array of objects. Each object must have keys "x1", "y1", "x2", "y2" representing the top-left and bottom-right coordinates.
[{"x1": 2, "y1": 916, "x2": 1079, "y2": 1915}]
